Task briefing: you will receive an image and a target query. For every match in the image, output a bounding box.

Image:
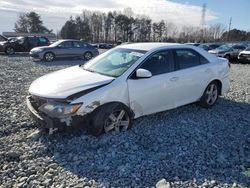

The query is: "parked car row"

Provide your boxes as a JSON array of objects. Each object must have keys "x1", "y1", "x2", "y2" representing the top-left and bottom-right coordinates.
[
  {"x1": 188, "y1": 42, "x2": 249, "y2": 63},
  {"x1": 0, "y1": 35, "x2": 99, "y2": 61}
]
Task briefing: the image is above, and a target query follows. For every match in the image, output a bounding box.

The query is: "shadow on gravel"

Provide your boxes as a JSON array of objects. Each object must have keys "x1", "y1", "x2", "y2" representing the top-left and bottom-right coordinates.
[
  {"x1": 35, "y1": 58, "x2": 85, "y2": 67},
  {"x1": 0, "y1": 52, "x2": 29, "y2": 57},
  {"x1": 38, "y1": 97, "x2": 250, "y2": 187}
]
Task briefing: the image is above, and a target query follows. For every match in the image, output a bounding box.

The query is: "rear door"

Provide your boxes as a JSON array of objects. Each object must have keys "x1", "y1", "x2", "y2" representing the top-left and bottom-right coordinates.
[
  {"x1": 27, "y1": 37, "x2": 39, "y2": 50},
  {"x1": 72, "y1": 41, "x2": 86, "y2": 57},
  {"x1": 127, "y1": 50, "x2": 177, "y2": 117},
  {"x1": 171, "y1": 48, "x2": 213, "y2": 107}
]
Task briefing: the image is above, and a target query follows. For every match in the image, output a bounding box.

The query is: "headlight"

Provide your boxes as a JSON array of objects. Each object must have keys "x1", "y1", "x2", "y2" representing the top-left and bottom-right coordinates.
[{"x1": 38, "y1": 103, "x2": 82, "y2": 118}]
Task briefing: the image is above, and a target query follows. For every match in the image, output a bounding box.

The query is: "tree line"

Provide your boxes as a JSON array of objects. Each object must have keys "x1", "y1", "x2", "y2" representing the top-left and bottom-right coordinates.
[{"x1": 14, "y1": 10, "x2": 250, "y2": 43}]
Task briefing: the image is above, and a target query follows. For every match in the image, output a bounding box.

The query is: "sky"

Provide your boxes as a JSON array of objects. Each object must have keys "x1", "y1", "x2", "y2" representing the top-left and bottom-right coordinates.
[{"x1": 0, "y1": 0, "x2": 249, "y2": 34}]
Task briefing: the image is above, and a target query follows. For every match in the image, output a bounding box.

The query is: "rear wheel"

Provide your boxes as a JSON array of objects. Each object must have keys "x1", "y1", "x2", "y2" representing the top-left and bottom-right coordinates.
[
  {"x1": 83, "y1": 52, "x2": 93, "y2": 61},
  {"x1": 199, "y1": 82, "x2": 219, "y2": 108},
  {"x1": 88, "y1": 103, "x2": 132, "y2": 136},
  {"x1": 5, "y1": 47, "x2": 15, "y2": 55},
  {"x1": 44, "y1": 52, "x2": 55, "y2": 62}
]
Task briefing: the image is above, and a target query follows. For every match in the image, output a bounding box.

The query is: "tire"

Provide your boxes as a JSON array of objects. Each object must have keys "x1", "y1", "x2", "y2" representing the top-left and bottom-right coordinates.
[
  {"x1": 83, "y1": 52, "x2": 93, "y2": 61},
  {"x1": 88, "y1": 103, "x2": 132, "y2": 136},
  {"x1": 5, "y1": 46, "x2": 15, "y2": 55},
  {"x1": 199, "y1": 81, "x2": 219, "y2": 108},
  {"x1": 44, "y1": 52, "x2": 55, "y2": 62}
]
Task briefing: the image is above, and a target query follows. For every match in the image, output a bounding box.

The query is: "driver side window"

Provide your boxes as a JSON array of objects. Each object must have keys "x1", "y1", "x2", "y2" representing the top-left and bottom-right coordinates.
[{"x1": 140, "y1": 50, "x2": 174, "y2": 76}]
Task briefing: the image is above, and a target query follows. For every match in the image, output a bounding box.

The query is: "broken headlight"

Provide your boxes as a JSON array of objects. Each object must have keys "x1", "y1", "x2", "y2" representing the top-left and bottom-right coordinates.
[{"x1": 38, "y1": 103, "x2": 82, "y2": 118}]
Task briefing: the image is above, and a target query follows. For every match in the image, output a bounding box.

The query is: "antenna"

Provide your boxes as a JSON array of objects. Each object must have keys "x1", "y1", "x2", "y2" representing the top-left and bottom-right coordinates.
[{"x1": 228, "y1": 17, "x2": 232, "y2": 41}]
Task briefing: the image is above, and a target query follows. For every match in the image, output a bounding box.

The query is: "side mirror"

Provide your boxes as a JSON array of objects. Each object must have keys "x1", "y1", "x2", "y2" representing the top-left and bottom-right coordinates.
[{"x1": 136, "y1": 68, "x2": 152, "y2": 78}]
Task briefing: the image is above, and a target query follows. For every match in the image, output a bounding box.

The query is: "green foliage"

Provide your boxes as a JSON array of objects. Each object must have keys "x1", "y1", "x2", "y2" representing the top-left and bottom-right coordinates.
[
  {"x1": 14, "y1": 12, "x2": 52, "y2": 34},
  {"x1": 221, "y1": 29, "x2": 250, "y2": 42}
]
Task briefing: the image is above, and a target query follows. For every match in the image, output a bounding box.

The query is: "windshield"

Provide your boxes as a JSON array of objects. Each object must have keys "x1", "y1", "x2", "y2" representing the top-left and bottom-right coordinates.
[
  {"x1": 83, "y1": 48, "x2": 146, "y2": 77},
  {"x1": 216, "y1": 45, "x2": 232, "y2": 51},
  {"x1": 245, "y1": 47, "x2": 250, "y2": 51}
]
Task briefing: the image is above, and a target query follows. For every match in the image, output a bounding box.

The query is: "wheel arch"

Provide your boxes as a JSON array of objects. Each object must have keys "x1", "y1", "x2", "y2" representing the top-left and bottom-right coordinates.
[
  {"x1": 209, "y1": 79, "x2": 222, "y2": 95},
  {"x1": 44, "y1": 51, "x2": 55, "y2": 56},
  {"x1": 90, "y1": 101, "x2": 135, "y2": 119}
]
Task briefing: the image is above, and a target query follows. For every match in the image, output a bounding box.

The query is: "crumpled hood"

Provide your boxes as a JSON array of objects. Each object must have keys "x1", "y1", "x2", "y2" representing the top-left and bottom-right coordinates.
[{"x1": 29, "y1": 66, "x2": 114, "y2": 99}]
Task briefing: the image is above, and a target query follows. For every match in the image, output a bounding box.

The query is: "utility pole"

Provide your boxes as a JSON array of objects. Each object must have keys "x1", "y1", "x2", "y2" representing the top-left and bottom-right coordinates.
[
  {"x1": 200, "y1": 3, "x2": 206, "y2": 27},
  {"x1": 200, "y1": 3, "x2": 206, "y2": 42},
  {"x1": 228, "y1": 17, "x2": 232, "y2": 41}
]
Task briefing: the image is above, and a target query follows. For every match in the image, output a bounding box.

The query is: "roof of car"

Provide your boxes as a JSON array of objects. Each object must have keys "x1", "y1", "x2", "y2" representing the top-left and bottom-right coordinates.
[
  {"x1": 118, "y1": 42, "x2": 181, "y2": 51},
  {"x1": 59, "y1": 39, "x2": 81, "y2": 42}
]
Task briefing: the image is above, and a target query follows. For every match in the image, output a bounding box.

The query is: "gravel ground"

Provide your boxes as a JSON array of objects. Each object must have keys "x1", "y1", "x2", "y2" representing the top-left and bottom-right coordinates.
[{"x1": 0, "y1": 54, "x2": 249, "y2": 188}]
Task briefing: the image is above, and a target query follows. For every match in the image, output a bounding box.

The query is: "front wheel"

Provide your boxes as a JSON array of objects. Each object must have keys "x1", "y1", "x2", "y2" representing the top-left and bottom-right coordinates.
[
  {"x1": 88, "y1": 103, "x2": 132, "y2": 136},
  {"x1": 199, "y1": 82, "x2": 219, "y2": 108},
  {"x1": 5, "y1": 47, "x2": 15, "y2": 55},
  {"x1": 44, "y1": 52, "x2": 55, "y2": 62}
]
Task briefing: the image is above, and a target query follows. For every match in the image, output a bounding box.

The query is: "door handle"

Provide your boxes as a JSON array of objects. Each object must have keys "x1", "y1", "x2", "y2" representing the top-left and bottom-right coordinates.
[{"x1": 170, "y1": 77, "x2": 179, "y2": 81}]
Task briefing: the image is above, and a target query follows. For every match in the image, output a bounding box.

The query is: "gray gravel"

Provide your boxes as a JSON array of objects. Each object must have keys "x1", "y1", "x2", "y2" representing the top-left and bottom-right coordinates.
[{"x1": 0, "y1": 54, "x2": 250, "y2": 188}]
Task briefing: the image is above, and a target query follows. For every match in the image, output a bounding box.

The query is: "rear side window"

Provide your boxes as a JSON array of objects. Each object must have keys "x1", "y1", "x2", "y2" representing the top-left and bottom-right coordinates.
[
  {"x1": 174, "y1": 49, "x2": 208, "y2": 70},
  {"x1": 140, "y1": 50, "x2": 174, "y2": 76},
  {"x1": 72, "y1": 41, "x2": 81, "y2": 48},
  {"x1": 39, "y1": 37, "x2": 48, "y2": 43},
  {"x1": 58, "y1": 41, "x2": 72, "y2": 48}
]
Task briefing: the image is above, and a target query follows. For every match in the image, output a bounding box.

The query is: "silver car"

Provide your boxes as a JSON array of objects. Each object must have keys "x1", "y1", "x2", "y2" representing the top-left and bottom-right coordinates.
[
  {"x1": 30, "y1": 40, "x2": 99, "y2": 61},
  {"x1": 208, "y1": 44, "x2": 246, "y2": 60}
]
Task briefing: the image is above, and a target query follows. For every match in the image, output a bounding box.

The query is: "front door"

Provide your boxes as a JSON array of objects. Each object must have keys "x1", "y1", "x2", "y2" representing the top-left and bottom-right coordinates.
[{"x1": 127, "y1": 50, "x2": 176, "y2": 117}]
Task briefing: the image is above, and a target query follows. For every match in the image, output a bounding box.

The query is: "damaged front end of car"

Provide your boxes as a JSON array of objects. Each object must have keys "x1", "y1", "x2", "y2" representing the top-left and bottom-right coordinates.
[{"x1": 26, "y1": 95, "x2": 90, "y2": 133}]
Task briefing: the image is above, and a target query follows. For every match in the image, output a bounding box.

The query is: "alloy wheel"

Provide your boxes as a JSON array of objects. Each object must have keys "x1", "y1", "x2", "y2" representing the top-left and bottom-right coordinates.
[
  {"x1": 45, "y1": 53, "x2": 54, "y2": 61},
  {"x1": 206, "y1": 83, "x2": 218, "y2": 105},
  {"x1": 6, "y1": 47, "x2": 14, "y2": 55},
  {"x1": 84, "y1": 52, "x2": 92, "y2": 61},
  {"x1": 104, "y1": 109, "x2": 130, "y2": 134}
]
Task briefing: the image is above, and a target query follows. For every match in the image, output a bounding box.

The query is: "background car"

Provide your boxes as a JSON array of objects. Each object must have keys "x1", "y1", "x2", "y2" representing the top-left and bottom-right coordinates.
[
  {"x1": 238, "y1": 47, "x2": 250, "y2": 63},
  {"x1": 30, "y1": 39, "x2": 99, "y2": 61},
  {"x1": 98, "y1": 43, "x2": 114, "y2": 49},
  {"x1": 184, "y1": 43, "x2": 200, "y2": 46},
  {"x1": 198, "y1": 43, "x2": 222, "y2": 51},
  {"x1": 0, "y1": 36, "x2": 50, "y2": 55},
  {"x1": 208, "y1": 44, "x2": 246, "y2": 60},
  {"x1": 0, "y1": 35, "x2": 8, "y2": 42}
]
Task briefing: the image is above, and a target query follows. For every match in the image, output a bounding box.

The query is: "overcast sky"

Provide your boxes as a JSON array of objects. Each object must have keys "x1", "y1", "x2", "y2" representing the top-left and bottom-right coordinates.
[{"x1": 0, "y1": 0, "x2": 249, "y2": 34}]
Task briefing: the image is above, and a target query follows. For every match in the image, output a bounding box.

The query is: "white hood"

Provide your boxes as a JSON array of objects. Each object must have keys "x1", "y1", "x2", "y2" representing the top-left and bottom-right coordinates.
[
  {"x1": 29, "y1": 66, "x2": 114, "y2": 99},
  {"x1": 240, "y1": 50, "x2": 250, "y2": 55}
]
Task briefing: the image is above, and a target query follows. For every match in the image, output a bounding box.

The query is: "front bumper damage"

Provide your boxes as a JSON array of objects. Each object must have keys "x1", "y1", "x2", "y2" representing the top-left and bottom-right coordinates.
[{"x1": 26, "y1": 95, "x2": 89, "y2": 131}]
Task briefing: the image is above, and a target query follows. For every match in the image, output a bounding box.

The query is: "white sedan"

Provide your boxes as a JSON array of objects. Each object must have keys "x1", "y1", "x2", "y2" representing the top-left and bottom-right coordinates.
[{"x1": 27, "y1": 43, "x2": 230, "y2": 135}]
